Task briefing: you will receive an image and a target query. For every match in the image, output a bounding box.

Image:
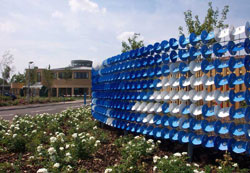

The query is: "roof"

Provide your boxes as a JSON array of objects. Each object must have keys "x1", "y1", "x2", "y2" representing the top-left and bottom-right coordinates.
[{"x1": 51, "y1": 66, "x2": 92, "y2": 71}]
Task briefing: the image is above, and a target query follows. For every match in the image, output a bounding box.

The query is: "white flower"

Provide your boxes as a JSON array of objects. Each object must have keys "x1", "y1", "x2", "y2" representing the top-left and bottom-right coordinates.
[
  {"x1": 50, "y1": 137, "x2": 57, "y2": 143},
  {"x1": 67, "y1": 165, "x2": 72, "y2": 171},
  {"x1": 32, "y1": 130, "x2": 37, "y2": 133},
  {"x1": 48, "y1": 147, "x2": 56, "y2": 155},
  {"x1": 153, "y1": 156, "x2": 161, "y2": 163},
  {"x1": 147, "y1": 139, "x2": 153, "y2": 143},
  {"x1": 89, "y1": 136, "x2": 95, "y2": 140},
  {"x1": 13, "y1": 134, "x2": 17, "y2": 138},
  {"x1": 37, "y1": 168, "x2": 48, "y2": 173},
  {"x1": 182, "y1": 152, "x2": 187, "y2": 155},
  {"x1": 173, "y1": 152, "x2": 182, "y2": 157},
  {"x1": 134, "y1": 136, "x2": 140, "y2": 139},
  {"x1": 157, "y1": 140, "x2": 161, "y2": 144},
  {"x1": 153, "y1": 166, "x2": 157, "y2": 172},
  {"x1": 59, "y1": 147, "x2": 64, "y2": 151},
  {"x1": 233, "y1": 163, "x2": 238, "y2": 167},
  {"x1": 72, "y1": 133, "x2": 78, "y2": 138},
  {"x1": 93, "y1": 126, "x2": 97, "y2": 130},
  {"x1": 65, "y1": 144, "x2": 70, "y2": 149},
  {"x1": 193, "y1": 170, "x2": 199, "y2": 173},
  {"x1": 37, "y1": 145, "x2": 42, "y2": 152},
  {"x1": 218, "y1": 166, "x2": 222, "y2": 169},
  {"x1": 186, "y1": 163, "x2": 191, "y2": 167},
  {"x1": 66, "y1": 152, "x2": 71, "y2": 157},
  {"x1": 104, "y1": 168, "x2": 112, "y2": 173},
  {"x1": 29, "y1": 156, "x2": 35, "y2": 160},
  {"x1": 164, "y1": 155, "x2": 169, "y2": 159},
  {"x1": 53, "y1": 163, "x2": 60, "y2": 168},
  {"x1": 146, "y1": 148, "x2": 153, "y2": 153},
  {"x1": 193, "y1": 163, "x2": 199, "y2": 167}
]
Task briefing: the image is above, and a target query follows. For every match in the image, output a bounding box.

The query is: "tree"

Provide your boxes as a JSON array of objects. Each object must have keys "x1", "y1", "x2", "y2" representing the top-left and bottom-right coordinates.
[
  {"x1": 42, "y1": 65, "x2": 54, "y2": 98},
  {"x1": 121, "y1": 33, "x2": 144, "y2": 53},
  {"x1": 179, "y1": 2, "x2": 229, "y2": 36},
  {"x1": 63, "y1": 67, "x2": 72, "y2": 81},
  {"x1": 0, "y1": 51, "x2": 14, "y2": 95},
  {"x1": 27, "y1": 67, "x2": 38, "y2": 85},
  {"x1": 11, "y1": 72, "x2": 26, "y2": 83}
]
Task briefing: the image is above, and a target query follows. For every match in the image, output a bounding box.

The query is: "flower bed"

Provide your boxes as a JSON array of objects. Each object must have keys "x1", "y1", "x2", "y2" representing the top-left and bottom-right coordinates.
[{"x1": 0, "y1": 107, "x2": 250, "y2": 172}]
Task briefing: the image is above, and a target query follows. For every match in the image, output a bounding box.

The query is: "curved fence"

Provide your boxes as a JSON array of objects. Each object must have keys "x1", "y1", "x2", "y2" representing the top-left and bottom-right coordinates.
[{"x1": 92, "y1": 22, "x2": 250, "y2": 155}]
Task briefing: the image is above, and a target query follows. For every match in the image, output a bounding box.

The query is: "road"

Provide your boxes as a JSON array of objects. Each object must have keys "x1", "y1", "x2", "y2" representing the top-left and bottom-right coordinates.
[{"x1": 0, "y1": 100, "x2": 90, "y2": 121}]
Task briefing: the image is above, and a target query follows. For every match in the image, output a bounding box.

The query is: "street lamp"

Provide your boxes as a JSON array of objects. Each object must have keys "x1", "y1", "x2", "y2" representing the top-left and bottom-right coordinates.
[{"x1": 27, "y1": 61, "x2": 33, "y2": 102}]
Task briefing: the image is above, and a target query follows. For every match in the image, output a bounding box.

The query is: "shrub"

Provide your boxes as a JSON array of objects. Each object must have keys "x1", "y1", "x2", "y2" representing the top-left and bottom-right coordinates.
[
  {"x1": 108, "y1": 136, "x2": 159, "y2": 173},
  {"x1": 153, "y1": 152, "x2": 197, "y2": 173}
]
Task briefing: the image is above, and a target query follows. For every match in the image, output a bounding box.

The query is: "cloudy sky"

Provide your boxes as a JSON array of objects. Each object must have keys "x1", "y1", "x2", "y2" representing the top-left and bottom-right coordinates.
[{"x1": 0, "y1": 0, "x2": 249, "y2": 75}]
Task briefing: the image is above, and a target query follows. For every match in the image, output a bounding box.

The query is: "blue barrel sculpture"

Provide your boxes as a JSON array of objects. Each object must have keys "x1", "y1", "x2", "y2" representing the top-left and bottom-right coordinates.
[{"x1": 92, "y1": 22, "x2": 250, "y2": 155}]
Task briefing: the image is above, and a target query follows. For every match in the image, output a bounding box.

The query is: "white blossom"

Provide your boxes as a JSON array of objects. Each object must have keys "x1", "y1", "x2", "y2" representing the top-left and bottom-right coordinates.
[
  {"x1": 153, "y1": 156, "x2": 161, "y2": 163},
  {"x1": 233, "y1": 163, "x2": 238, "y2": 167},
  {"x1": 37, "y1": 145, "x2": 42, "y2": 152},
  {"x1": 37, "y1": 168, "x2": 48, "y2": 173},
  {"x1": 153, "y1": 166, "x2": 157, "y2": 172},
  {"x1": 50, "y1": 137, "x2": 57, "y2": 143},
  {"x1": 182, "y1": 152, "x2": 187, "y2": 155},
  {"x1": 72, "y1": 133, "x2": 78, "y2": 138},
  {"x1": 173, "y1": 152, "x2": 182, "y2": 157},
  {"x1": 13, "y1": 134, "x2": 17, "y2": 138},
  {"x1": 164, "y1": 155, "x2": 169, "y2": 159},
  {"x1": 53, "y1": 163, "x2": 60, "y2": 168},
  {"x1": 59, "y1": 147, "x2": 64, "y2": 151},
  {"x1": 104, "y1": 168, "x2": 112, "y2": 173},
  {"x1": 193, "y1": 170, "x2": 199, "y2": 173},
  {"x1": 134, "y1": 136, "x2": 140, "y2": 139},
  {"x1": 193, "y1": 163, "x2": 199, "y2": 167},
  {"x1": 48, "y1": 147, "x2": 56, "y2": 155}
]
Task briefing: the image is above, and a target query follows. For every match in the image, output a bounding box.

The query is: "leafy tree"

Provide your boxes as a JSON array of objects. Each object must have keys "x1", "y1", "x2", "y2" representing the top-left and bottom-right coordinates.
[
  {"x1": 26, "y1": 67, "x2": 37, "y2": 85},
  {"x1": 2, "y1": 65, "x2": 11, "y2": 83},
  {"x1": 42, "y1": 65, "x2": 54, "y2": 98},
  {"x1": 11, "y1": 72, "x2": 26, "y2": 83},
  {"x1": 0, "y1": 51, "x2": 14, "y2": 95},
  {"x1": 179, "y1": 2, "x2": 229, "y2": 36},
  {"x1": 121, "y1": 33, "x2": 144, "y2": 53},
  {"x1": 63, "y1": 67, "x2": 72, "y2": 81},
  {"x1": 0, "y1": 78, "x2": 7, "y2": 85}
]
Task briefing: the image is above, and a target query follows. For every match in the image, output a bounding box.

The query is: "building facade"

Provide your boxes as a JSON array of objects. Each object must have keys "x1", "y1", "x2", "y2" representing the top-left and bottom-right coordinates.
[{"x1": 20, "y1": 60, "x2": 92, "y2": 97}]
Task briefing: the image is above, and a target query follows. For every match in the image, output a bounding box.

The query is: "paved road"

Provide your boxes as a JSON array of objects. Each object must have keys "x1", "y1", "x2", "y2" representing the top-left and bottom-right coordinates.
[{"x1": 0, "y1": 100, "x2": 91, "y2": 121}]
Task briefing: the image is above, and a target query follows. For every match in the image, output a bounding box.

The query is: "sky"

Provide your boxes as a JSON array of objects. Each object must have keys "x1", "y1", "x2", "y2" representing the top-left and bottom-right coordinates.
[{"x1": 0, "y1": 0, "x2": 249, "y2": 76}]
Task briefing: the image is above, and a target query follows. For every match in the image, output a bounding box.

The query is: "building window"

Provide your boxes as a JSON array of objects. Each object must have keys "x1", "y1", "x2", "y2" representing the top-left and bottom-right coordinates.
[
  {"x1": 37, "y1": 72, "x2": 41, "y2": 82},
  {"x1": 74, "y1": 88, "x2": 89, "y2": 95},
  {"x1": 58, "y1": 72, "x2": 72, "y2": 79},
  {"x1": 74, "y1": 72, "x2": 89, "y2": 79}
]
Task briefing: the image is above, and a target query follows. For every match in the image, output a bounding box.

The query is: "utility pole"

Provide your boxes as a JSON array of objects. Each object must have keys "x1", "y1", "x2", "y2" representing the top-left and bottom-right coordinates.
[{"x1": 27, "y1": 61, "x2": 33, "y2": 102}]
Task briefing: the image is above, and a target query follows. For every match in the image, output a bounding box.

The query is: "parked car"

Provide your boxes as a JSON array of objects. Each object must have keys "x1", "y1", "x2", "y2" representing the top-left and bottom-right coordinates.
[{"x1": 4, "y1": 92, "x2": 17, "y2": 100}]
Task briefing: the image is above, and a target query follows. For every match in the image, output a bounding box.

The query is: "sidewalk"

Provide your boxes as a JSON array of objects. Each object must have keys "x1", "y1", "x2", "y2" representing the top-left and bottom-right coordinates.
[{"x1": 0, "y1": 99, "x2": 91, "y2": 111}]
